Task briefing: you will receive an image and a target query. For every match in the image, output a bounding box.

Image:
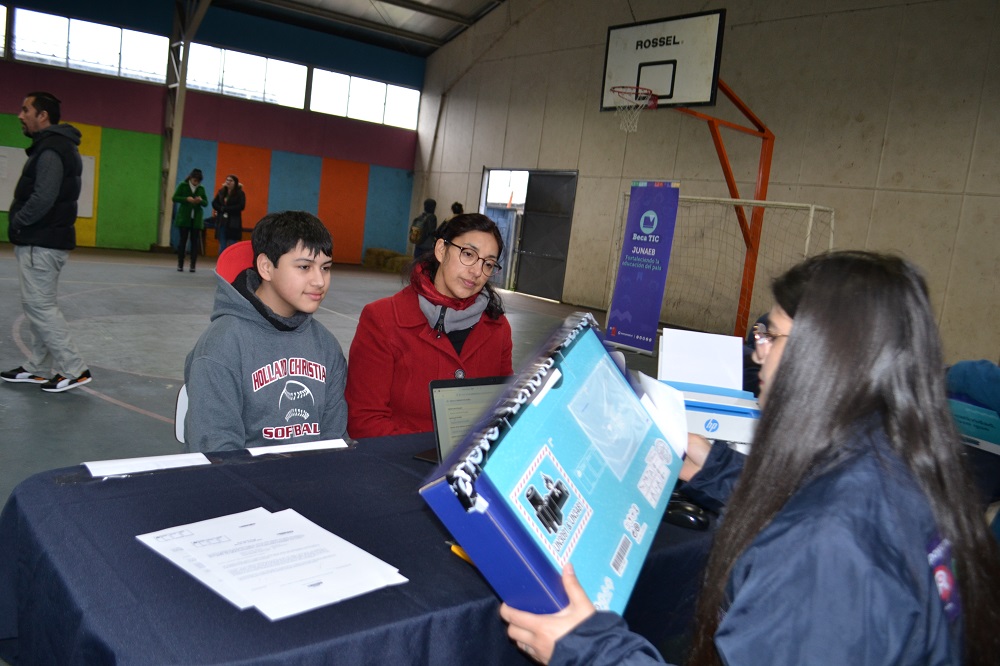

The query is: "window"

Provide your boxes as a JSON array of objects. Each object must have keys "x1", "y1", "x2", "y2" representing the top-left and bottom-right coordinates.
[
  {"x1": 264, "y1": 59, "x2": 307, "y2": 108},
  {"x1": 221, "y1": 49, "x2": 267, "y2": 99},
  {"x1": 13, "y1": 8, "x2": 167, "y2": 82},
  {"x1": 486, "y1": 170, "x2": 529, "y2": 208},
  {"x1": 347, "y1": 77, "x2": 387, "y2": 124},
  {"x1": 311, "y1": 69, "x2": 351, "y2": 116},
  {"x1": 13, "y1": 9, "x2": 68, "y2": 67},
  {"x1": 186, "y1": 43, "x2": 306, "y2": 108},
  {"x1": 312, "y1": 69, "x2": 419, "y2": 129},
  {"x1": 0, "y1": 5, "x2": 7, "y2": 58},
  {"x1": 383, "y1": 85, "x2": 420, "y2": 130},
  {"x1": 186, "y1": 43, "x2": 224, "y2": 92},
  {"x1": 120, "y1": 30, "x2": 168, "y2": 83},
  {"x1": 8, "y1": 7, "x2": 417, "y2": 127},
  {"x1": 68, "y1": 19, "x2": 120, "y2": 75}
]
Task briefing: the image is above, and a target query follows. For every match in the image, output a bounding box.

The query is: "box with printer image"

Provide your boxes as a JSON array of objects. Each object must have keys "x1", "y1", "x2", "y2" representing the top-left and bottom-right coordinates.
[
  {"x1": 419, "y1": 313, "x2": 686, "y2": 614},
  {"x1": 657, "y1": 329, "x2": 760, "y2": 453}
]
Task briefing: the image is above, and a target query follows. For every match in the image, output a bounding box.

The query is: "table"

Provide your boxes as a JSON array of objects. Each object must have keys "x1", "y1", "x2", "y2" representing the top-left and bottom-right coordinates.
[{"x1": 0, "y1": 433, "x2": 712, "y2": 665}]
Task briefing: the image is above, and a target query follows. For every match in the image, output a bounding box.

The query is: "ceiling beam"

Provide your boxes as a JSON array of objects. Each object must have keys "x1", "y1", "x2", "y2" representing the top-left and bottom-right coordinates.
[
  {"x1": 371, "y1": 0, "x2": 474, "y2": 26},
  {"x1": 238, "y1": 0, "x2": 446, "y2": 47}
]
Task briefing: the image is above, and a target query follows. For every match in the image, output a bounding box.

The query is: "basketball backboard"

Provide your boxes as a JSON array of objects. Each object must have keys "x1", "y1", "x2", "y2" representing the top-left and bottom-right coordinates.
[{"x1": 601, "y1": 10, "x2": 725, "y2": 111}]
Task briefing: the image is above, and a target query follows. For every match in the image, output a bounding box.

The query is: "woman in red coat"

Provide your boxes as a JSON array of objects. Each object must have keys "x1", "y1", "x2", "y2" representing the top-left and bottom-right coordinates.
[{"x1": 346, "y1": 214, "x2": 513, "y2": 437}]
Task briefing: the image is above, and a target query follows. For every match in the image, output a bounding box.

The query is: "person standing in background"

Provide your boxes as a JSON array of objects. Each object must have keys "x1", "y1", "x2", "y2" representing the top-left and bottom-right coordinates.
[
  {"x1": 173, "y1": 168, "x2": 207, "y2": 272},
  {"x1": 1, "y1": 91, "x2": 93, "y2": 393},
  {"x1": 412, "y1": 198, "x2": 437, "y2": 258},
  {"x1": 212, "y1": 174, "x2": 246, "y2": 252},
  {"x1": 446, "y1": 201, "x2": 464, "y2": 223}
]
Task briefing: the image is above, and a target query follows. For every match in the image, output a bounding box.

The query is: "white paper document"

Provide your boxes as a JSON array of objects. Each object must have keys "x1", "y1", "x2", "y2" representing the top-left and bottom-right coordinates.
[
  {"x1": 247, "y1": 439, "x2": 349, "y2": 456},
  {"x1": 84, "y1": 452, "x2": 211, "y2": 477},
  {"x1": 137, "y1": 507, "x2": 408, "y2": 620},
  {"x1": 636, "y1": 372, "x2": 690, "y2": 459},
  {"x1": 658, "y1": 328, "x2": 743, "y2": 389}
]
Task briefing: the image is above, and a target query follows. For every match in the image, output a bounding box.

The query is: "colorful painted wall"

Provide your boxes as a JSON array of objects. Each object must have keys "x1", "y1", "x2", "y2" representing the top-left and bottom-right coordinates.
[{"x1": 1, "y1": 58, "x2": 416, "y2": 261}]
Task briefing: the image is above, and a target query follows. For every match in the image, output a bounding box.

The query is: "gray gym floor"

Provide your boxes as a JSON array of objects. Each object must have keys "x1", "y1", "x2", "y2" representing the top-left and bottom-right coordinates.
[{"x1": 0, "y1": 243, "x2": 657, "y2": 505}]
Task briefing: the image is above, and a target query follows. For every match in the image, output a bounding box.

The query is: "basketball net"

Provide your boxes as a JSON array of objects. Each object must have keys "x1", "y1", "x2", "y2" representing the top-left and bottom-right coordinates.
[{"x1": 611, "y1": 86, "x2": 657, "y2": 133}]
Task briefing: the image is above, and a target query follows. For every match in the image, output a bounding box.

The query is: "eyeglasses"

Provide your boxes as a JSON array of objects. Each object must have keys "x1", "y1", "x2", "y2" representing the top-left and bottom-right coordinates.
[
  {"x1": 752, "y1": 322, "x2": 789, "y2": 358},
  {"x1": 443, "y1": 240, "x2": 502, "y2": 277}
]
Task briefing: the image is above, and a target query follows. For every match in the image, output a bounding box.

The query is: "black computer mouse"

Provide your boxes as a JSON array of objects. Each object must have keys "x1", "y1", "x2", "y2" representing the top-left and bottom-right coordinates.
[{"x1": 664, "y1": 500, "x2": 710, "y2": 531}]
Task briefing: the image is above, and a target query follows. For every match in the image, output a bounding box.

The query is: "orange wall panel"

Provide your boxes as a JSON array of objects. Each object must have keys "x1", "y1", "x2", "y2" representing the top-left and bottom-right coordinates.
[{"x1": 318, "y1": 158, "x2": 369, "y2": 264}]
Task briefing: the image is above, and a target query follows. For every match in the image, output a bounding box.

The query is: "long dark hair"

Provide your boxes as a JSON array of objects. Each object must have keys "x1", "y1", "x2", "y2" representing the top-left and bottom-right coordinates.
[
  {"x1": 217, "y1": 174, "x2": 240, "y2": 200},
  {"x1": 688, "y1": 251, "x2": 1000, "y2": 665},
  {"x1": 410, "y1": 213, "x2": 505, "y2": 319}
]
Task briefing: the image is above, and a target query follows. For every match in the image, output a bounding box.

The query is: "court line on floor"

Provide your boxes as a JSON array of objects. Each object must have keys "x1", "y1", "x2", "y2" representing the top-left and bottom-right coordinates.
[
  {"x1": 10, "y1": 313, "x2": 175, "y2": 425},
  {"x1": 8, "y1": 282, "x2": 361, "y2": 426}
]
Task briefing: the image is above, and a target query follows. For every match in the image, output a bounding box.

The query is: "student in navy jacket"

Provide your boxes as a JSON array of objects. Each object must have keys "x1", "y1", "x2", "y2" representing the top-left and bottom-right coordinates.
[{"x1": 501, "y1": 251, "x2": 1000, "y2": 666}]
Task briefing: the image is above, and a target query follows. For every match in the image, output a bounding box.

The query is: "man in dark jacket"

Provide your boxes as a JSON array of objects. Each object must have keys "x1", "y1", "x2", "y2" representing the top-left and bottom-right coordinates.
[{"x1": 1, "y1": 92, "x2": 92, "y2": 393}]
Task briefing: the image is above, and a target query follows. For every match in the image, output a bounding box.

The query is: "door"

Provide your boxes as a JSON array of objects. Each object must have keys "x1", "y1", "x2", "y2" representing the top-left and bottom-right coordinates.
[{"x1": 514, "y1": 172, "x2": 578, "y2": 301}]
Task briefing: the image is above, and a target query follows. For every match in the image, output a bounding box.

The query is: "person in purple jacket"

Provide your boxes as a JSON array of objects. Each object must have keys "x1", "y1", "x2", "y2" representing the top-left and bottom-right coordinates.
[{"x1": 501, "y1": 251, "x2": 1000, "y2": 666}]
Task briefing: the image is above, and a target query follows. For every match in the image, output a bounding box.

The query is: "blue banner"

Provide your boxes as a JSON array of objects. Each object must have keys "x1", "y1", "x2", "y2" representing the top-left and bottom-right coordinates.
[{"x1": 606, "y1": 182, "x2": 679, "y2": 353}]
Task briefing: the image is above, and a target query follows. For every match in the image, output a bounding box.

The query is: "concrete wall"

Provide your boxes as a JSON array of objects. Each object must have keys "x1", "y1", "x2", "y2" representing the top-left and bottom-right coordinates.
[{"x1": 414, "y1": 0, "x2": 1000, "y2": 363}]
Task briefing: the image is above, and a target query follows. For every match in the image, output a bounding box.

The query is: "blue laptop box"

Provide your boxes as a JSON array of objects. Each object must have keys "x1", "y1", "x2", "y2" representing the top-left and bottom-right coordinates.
[{"x1": 420, "y1": 314, "x2": 684, "y2": 614}]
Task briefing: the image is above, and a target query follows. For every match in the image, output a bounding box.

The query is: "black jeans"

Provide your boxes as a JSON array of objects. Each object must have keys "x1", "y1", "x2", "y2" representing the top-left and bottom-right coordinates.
[{"x1": 177, "y1": 227, "x2": 200, "y2": 269}]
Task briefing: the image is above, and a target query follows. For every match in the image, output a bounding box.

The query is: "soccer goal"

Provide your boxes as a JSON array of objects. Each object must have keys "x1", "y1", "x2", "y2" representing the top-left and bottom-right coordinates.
[{"x1": 610, "y1": 194, "x2": 835, "y2": 338}]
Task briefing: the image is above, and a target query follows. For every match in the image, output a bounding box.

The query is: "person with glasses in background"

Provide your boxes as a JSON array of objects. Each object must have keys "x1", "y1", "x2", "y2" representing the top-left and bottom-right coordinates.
[
  {"x1": 346, "y1": 213, "x2": 513, "y2": 437},
  {"x1": 501, "y1": 251, "x2": 1000, "y2": 666}
]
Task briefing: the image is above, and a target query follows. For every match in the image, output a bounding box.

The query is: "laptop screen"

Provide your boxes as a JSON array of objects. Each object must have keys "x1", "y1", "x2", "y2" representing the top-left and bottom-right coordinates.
[{"x1": 428, "y1": 376, "x2": 510, "y2": 461}]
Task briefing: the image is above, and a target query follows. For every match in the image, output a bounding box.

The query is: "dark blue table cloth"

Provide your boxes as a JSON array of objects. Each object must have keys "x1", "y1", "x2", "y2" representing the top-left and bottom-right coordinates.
[{"x1": 0, "y1": 433, "x2": 711, "y2": 665}]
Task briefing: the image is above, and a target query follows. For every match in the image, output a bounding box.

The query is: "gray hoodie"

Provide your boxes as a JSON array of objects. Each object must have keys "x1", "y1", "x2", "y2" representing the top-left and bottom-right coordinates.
[{"x1": 183, "y1": 269, "x2": 348, "y2": 452}]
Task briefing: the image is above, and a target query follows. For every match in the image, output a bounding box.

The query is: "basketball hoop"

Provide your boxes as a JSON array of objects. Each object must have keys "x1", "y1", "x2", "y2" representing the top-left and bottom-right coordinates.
[{"x1": 610, "y1": 85, "x2": 658, "y2": 133}]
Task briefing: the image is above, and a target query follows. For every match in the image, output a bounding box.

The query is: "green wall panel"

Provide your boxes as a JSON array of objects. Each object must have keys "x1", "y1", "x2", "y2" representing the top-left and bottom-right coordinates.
[
  {"x1": 0, "y1": 116, "x2": 28, "y2": 243},
  {"x1": 0, "y1": 115, "x2": 29, "y2": 146},
  {"x1": 95, "y1": 129, "x2": 162, "y2": 250}
]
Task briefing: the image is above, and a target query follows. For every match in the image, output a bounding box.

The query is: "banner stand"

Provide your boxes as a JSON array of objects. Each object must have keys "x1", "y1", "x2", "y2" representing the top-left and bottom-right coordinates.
[{"x1": 605, "y1": 181, "x2": 679, "y2": 355}]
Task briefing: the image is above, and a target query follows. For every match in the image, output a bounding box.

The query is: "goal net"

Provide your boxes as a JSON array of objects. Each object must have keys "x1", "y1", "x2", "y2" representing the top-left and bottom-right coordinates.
[{"x1": 613, "y1": 195, "x2": 835, "y2": 338}]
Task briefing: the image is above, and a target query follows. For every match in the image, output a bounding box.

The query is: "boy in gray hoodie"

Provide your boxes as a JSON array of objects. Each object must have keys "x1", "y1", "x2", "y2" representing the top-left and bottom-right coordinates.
[{"x1": 183, "y1": 211, "x2": 348, "y2": 452}]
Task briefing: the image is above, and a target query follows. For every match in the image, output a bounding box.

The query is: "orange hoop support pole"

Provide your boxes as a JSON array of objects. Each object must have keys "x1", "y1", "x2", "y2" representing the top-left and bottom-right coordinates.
[{"x1": 673, "y1": 79, "x2": 775, "y2": 338}]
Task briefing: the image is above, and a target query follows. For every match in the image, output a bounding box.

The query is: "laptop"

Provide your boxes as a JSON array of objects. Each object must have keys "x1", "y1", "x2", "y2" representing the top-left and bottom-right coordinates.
[{"x1": 414, "y1": 376, "x2": 510, "y2": 463}]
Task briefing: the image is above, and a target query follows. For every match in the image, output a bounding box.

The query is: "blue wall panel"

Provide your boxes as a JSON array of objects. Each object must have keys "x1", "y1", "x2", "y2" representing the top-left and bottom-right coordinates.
[
  {"x1": 177, "y1": 137, "x2": 219, "y2": 193},
  {"x1": 364, "y1": 166, "x2": 413, "y2": 255},
  {"x1": 18, "y1": 0, "x2": 172, "y2": 35},
  {"x1": 267, "y1": 151, "x2": 322, "y2": 215}
]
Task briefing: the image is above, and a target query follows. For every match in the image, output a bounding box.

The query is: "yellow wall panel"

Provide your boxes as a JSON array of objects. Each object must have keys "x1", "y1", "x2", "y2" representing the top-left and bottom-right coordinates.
[{"x1": 74, "y1": 122, "x2": 101, "y2": 247}]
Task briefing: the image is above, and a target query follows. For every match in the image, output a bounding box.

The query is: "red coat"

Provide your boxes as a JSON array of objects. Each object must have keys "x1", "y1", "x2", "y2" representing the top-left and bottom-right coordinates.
[{"x1": 346, "y1": 286, "x2": 513, "y2": 438}]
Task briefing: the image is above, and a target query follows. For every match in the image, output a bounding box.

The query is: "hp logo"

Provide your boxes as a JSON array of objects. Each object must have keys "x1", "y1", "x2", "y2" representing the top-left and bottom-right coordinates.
[{"x1": 704, "y1": 418, "x2": 720, "y2": 433}]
